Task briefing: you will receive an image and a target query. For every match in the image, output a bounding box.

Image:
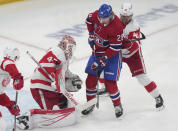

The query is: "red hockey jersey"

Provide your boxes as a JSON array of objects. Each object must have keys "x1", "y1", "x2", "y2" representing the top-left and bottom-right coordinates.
[{"x1": 86, "y1": 10, "x2": 124, "y2": 58}]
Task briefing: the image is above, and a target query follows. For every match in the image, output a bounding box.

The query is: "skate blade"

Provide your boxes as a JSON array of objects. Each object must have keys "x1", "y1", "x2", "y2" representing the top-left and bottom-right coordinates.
[
  {"x1": 156, "y1": 105, "x2": 165, "y2": 111},
  {"x1": 115, "y1": 113, "x2": 124, "y2": 120}
]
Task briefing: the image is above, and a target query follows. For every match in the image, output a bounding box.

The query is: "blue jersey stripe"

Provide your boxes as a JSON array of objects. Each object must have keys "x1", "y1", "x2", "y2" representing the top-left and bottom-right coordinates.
[
  {"x1": 110, "y1": 92, "x2": 120, "y2": 99},
  {"x1": 86, "y1": 89, "x2": 97, "y2": 95},
  {"x1": 110, "y1": 44, "x2": 122, "y2": 49}
]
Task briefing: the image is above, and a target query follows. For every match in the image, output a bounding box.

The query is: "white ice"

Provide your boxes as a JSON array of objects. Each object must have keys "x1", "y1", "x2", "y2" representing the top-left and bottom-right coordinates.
[
  {"x1": 0, "y1": 117, "x2": 6, "y2": 131},
  {"x1": 0, "y1": 0, "x2": 178, "y2": 131}
]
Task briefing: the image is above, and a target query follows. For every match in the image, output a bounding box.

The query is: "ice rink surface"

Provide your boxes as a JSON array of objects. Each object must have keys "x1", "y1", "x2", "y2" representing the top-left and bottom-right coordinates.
[{"x1": 0, "y1": 0, "x2": 178, "y2": 131}]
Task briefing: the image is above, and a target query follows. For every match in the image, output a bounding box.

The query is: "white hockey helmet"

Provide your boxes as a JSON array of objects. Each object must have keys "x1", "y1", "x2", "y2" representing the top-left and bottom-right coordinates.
[
  {"x1": 3, "y1": 46, "x2": 20, "y2": 61},
  {"x1": 120, "y1": 3, "x2": 133, "y2": 16},
  {"x1": 58, "y1": 35, "x2": 76, "y2": 60}
]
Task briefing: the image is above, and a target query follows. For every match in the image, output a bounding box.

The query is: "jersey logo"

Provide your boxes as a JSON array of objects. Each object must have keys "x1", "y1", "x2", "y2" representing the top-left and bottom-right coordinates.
[
  {"x1": 2, "y1": 78, "x2": 10, "y2": 87},
  {"x1": 94, "y1": 33, "x2": 108, "y2": 47}
]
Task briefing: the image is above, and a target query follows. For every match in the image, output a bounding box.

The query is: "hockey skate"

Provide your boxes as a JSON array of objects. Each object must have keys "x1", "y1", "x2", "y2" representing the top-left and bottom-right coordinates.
[
  {"x1": 155, "y1": 95, "x2": 164, "y2": 110},
  {"x1": 81, "y1": 104, "x2": 95, "y2": 115},
  {"x1": 114, "y1": 104, "x2": 123, "y2": 118},
  {"x1": 16, "y1": 114, "x2": 30, "y2": 130}
]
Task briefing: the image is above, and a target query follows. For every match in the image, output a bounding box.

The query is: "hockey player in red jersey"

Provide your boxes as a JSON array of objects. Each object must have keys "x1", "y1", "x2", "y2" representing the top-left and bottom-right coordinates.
[
  {"x1": 0, "y1": 47, "x2": 23, "y2": 117},
  {"x1": 99, "y1": 3, "x2": 164, "y2": 110},
  {"x1": 82, "y1": 4, "x2": 124, "y2": 118},
  {"x1": 16, "y1": 35, "x2": 83, "y2": 130}
]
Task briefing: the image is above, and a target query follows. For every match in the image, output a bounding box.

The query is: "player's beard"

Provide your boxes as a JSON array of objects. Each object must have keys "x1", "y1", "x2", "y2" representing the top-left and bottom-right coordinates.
[{"x1": 121, "y1": 15, "x2": 132, "y2": 25}]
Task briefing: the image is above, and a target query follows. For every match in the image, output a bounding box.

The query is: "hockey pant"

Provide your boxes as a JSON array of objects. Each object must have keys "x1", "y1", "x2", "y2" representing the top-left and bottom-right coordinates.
[{"x1": 30, "y1": 88, "x2": 67, "y2": 110}]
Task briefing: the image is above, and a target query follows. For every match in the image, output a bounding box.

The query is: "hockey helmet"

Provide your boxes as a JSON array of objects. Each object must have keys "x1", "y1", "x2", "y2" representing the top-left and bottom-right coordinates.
[
  {"x1": 3, "y1": 46, "x2": 20, "y2": 61},
  {"x1": 120, "y1": 3, "x2": 133, "y2": 16},
  {"x1": 98, "y1": 4, "x2": 112, "y2": 18},
  {"x1": 58, "y1": 35, "x2": 76, "y2": 60}
]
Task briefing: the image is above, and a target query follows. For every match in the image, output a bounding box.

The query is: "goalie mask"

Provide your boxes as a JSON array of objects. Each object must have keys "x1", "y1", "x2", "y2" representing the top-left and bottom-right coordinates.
[
  {"x1": 3, "y1": 46, "x2": 20, "y2": 61},
  {"x1": 58, "y1": 35, "x2": 76, "y2": 60}
]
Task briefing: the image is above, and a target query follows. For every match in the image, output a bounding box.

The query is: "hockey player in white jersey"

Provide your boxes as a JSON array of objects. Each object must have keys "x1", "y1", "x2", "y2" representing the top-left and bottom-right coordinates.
[
  {"x1": 121, "y1": 2, "x2": 164, "y2": 110},
  {"x1": 0, "y1": 47, "x2": 24, "y2": 131},
  {"x1": 99, "y1": 3, "x2": 164, "y2": 110},
  {"x1": 16, "y1": 35, "x2": 83, "y2": 130}
]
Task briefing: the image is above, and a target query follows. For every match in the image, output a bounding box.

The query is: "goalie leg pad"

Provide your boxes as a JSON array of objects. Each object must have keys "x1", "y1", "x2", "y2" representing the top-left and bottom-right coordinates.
[{"x1": 16, "y1": 108, "x2": 76, "y2": 129}]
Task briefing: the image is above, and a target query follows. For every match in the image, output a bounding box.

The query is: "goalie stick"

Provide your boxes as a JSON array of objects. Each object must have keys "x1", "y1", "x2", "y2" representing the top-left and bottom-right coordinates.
[{"x1": 26, "y1": 51, "x2": 96, "y2": 111}]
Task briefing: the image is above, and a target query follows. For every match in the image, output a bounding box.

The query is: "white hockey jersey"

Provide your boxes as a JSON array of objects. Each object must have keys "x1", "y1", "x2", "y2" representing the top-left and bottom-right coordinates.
[
  {"x1": 0, "y1": 59, "x2": 19, "y2": 94},
  {"x1": 30, "y1": 47, "x2": 75, "y2": 92},
  {"x1": 122, "y1": 19, "x2": 141, "y2": 58}
]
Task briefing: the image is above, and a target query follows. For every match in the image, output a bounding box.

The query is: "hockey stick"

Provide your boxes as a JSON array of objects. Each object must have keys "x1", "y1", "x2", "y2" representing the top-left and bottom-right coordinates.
[
  {"x1": 124, "y1": 32, "x2": 146, "y2": 43},
  {"x1": 12, "y1": 91, "x2": 18, "y2": 131},
  {"x1": 93, "y1": 45, "x2": 101, "y2": 109},
  {"x1": 26, "y1": 51, "x2": 96, "y2": 111},
  {"x1": 95, "y1": 68, "x2": 100, "y2": 109}
]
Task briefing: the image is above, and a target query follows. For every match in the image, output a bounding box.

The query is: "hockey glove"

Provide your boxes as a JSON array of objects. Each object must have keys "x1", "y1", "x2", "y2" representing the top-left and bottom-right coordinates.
[
  {"x1": 91, "y1": 62, "x2": 98, "y2": 72},
  {"x1": 13, "y1": 73, "x2": 24, "y2": 90},
  {"x1": 122, "y1": 38, "x2": 140, "y2": 58},
  {"x1": 7, "y1": 101, "x2": 20, "y2": 116},
  {"x1": 98, "y1": 56, "x2": 108, "y2": 67}
]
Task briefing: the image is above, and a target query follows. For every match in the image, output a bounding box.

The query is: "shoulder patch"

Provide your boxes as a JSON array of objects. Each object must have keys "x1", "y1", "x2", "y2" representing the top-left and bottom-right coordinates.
[
  {"x1": 124, "y1": 20, "x2": 140, "y2": 36},
  {"x1": 51, "y1": 47, "x2": 66, "y2": 63}
]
